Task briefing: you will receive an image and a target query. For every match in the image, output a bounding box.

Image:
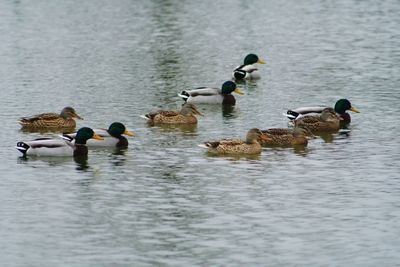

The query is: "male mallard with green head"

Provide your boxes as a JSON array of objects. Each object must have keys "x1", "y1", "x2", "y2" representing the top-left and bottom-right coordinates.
[
  {"x1": 285, "y1": 99, "x2": 359, "y2": 126},
  {"x1": 16, "y1": 127, "x2": 103, "y2": 157},
  {"x1": 142, "y1": 103, "x2": 202, "y2": 125},
  {"x1": 232, "y1": 53, "x2": 266, "y2": 81},
  {"x1": 62, "y1": 122, "x2": 135, "y2": 148},
  {"x1": 18, "y1": 106, "x2": 83, "y2": 130},
  {"x1": 178, "y1": 81, "x2": 243, "y2": 105},
  {"x1": 199, "y1": 128, "x2": 267, "y2": 155}
]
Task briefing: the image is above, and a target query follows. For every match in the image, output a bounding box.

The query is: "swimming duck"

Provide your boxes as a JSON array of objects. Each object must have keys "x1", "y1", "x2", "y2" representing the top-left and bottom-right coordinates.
[
  {"x1": 178, "y1": 81, "x2": 243, "y2": 105},
  {"x1": 232, "y1": 53, "x2": 266, "y2": 81},
  {"x1": 62, "y1": 122, "x2": 135, "y2": 148},
  {"x1": 18, "y1": 106, "x2": 83, "y2": 130},
  {"x1": 285, "y1": 99, "x2": 359, "y2": 125},
  {"x1": 294, "y1": 108, "x2": 342, "y2": 133},
  {"x1": 142, "y1": 103, "x2": 202, "y2": 125},
  {"x1": 199, "y1": 128, "x2": 267, "y2": 155},
  {"x1": 15, "y1": 127, "x2": 103, "y2": 157},
  {"x1": 258, "y1": 126, "x2": 312, "y2": 147}
]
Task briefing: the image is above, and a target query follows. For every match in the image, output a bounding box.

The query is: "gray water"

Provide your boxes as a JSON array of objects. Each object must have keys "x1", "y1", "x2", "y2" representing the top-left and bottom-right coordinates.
[{"x1": 1, "y1": 0, "x2": 400, "y2": 266}]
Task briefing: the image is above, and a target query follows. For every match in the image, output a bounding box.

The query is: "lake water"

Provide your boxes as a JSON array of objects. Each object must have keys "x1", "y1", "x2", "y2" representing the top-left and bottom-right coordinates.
[{"x1": 1, "y1": 0, "x2": 399, "y2": 266}]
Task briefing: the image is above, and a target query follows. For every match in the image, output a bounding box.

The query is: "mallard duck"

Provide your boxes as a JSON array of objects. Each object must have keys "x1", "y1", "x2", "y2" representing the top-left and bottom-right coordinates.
[
  {"x1": 142, "y1": 103, "x2": 202, "y2": 125},
  {"x1": 259, "y1": 126, "x2": 312, "y2": 146},
  {"x1": 62, "y1": 122, "x2": 135, "y2": 148},
  {"x1": 178, "y1": 81, "x2": 243, "y2": 105},
  {"x1": 15, "y1": 127, "x2": 103, "y2": 157},
  {"x1": 199, "y1": 128, "x2": 267, "y2": 155},
  {"x1": 18, "y1": 106, "x2": 83, "y2": 129},
  {"x1": 294, "y1": 108, "x2": 342, "y2": 133},
  {"x1": 232, "y1": 53, "x2": 266, "y2": 81},
  {"x1": 285, "y1": 99, "x2": 360, "y2": 125}
]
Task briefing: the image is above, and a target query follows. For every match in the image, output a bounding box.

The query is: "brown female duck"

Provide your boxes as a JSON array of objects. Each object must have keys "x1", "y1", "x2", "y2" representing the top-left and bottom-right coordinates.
[
  {"x1": 18, "y1": 106, "x2": 82, "y2": 130},
  {"x1": 199, "y1": 128, "x2": 267, "y2": 155}
]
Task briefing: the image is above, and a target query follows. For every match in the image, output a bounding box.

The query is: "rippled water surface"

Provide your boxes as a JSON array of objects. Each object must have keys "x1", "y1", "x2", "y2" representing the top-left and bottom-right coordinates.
[{"x1": 1, "y1": 0, "x2": 400, "y2": 266}]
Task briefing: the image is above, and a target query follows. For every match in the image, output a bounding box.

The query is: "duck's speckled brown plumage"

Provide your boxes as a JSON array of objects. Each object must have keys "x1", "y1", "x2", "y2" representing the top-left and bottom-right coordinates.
[
  {"x1": 203, "y1": 128, "x2": 266, "y2": 155},
  {"x1": 145, "y1": 103, "x2": 202, "y2": 125},
  {"x1": 18, "y1": 107, "x2": 82, "y2": 129},
  {"x1": 259, "y1": 127, "x2": 310, "y2": 146},
  {"x1": 295, "y1": 108, "x2": 341, "y2": 133}
]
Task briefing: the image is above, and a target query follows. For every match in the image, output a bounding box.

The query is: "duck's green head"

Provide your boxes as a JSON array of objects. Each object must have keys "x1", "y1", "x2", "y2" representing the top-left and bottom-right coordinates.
[
  {"x1": 244, "y1": 54, "x2": 266, "y2": 65},
  {"x1": 75, "y1": 127, "x2": 103, "y2": 144},
  {"x1": 61, "y1": 106, "x2": 83, "y2": 120},
  {"x1": 221, "y1": 81, "x2": 244, "y2": 95},
  {"x1": 334, "y1": 99, "x2": 360, "y2": 114},
  {"x1": 108, "y1": 122, "x2": 135, "y2": 137}
]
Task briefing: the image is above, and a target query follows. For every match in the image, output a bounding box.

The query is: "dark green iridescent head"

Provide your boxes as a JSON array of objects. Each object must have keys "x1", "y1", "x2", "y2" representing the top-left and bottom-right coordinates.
[
  {"x1": 75, "y1": 127, "x2": 95, "y2": 145},
  {"x1": 334, "y1": 99, "x2": 360, "y2": 114},
  {"x1": 221, "y1": 81, "x2": 243, "y2": 95},
  {"x1": 108, "y1": 122, "x2": 126, "y2": 137},
  {"x1": 243, "y1": 54, "x2": 265, "y2": 65}
]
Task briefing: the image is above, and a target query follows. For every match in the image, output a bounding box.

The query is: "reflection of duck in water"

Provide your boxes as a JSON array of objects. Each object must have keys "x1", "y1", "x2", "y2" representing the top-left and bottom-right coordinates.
[
  {"x1": 178, "y1": 81, "x2": 243, "y2": 105},
  {"x1": 285, "y1": 99, "x2": 360, "y2": 126},
  {"x1": 232, "y1": 54, "x2": 266, "y2": 81},
  {"x1": 16, "y1": 127, "x2": 103, "y2": 157},
  {"x1": 142, "y1": 103, "x2": 202, "y2": 125},
  {"x1": 62, "y1": 122, "x2": 135, "y2": 148},
  {"x1": 18, "y1": 106, "x2": 83, "y2": 130},
  {"x1": 199, "y1": 128, "x2": 267, "y2": 155},
  {"x1": 258, "y1": 126, "x2": 312, "y2": 147}
]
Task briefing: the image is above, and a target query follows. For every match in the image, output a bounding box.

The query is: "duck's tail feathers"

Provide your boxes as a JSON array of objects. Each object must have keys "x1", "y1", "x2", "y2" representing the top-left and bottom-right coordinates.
[
  {"x1": 139, "y1": 115, "x2": 150, "y2": 120},
  {"x1": 178, "y1": 91, "x2": 190, "y2": 101},
  {"x1": 284, "y1": 110, "x2": 300, "y2": 120},
  {"x1": 197, "y1": 144, "x2": 209, "y2": 149},
  {"x1": 233, "y1": 70, "x2": 247, "y2": 80},
  {"x1": 15, "y1": 142, "x2": 29, "y2": 156}
]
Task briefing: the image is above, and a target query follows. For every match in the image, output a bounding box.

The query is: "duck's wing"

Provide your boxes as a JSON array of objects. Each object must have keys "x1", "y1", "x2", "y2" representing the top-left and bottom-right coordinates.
[
  {"x1": 19, "y1": 112, "x2": 60, "y2": 124},
  {"x1": 179, "y1": 87, "x2": 220, "y2": 97},
  {"x1": 262, "y1": 128, "x2": 293, "y2": 135},
  {"x1": 239, "y1": 64, "x2": 258, "y2": 73},
  {"x1": 296, "y1": 115, "x2": 321, "y2": 124},
  {"x1": 284, "y1": 106, "x2": 326, "y2": 120}
]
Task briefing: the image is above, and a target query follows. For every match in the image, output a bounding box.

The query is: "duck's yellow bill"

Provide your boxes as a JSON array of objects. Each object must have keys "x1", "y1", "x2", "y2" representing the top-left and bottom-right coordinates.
[
  {"x1": 350, "y1": 106, "x2": 360, "y2": 113},
  {"x1": 124, "y1": 130, "x2": 135, "y2": 136},
  {"x1": 92, "y1": 133, "x2": 104, "y2": 140},
  {"x1": 234, "y1": 88, "x2": 244, "y2": 95},
  {"x1": 257, "y1": 59, "x2": 266, "y2": 64}
]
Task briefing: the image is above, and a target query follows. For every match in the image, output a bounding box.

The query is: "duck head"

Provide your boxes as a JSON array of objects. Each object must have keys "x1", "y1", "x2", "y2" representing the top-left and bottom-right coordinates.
[
  {"x1": 75, "y1": 127, "x2": 103, "y2": 145},
  {"x1": 221, "y1": 81, "x2": 244, "y2": 95},
  {"x1": 108, "y1": 122, "x2": 135, "y2": 137},
  {"x1": 60, "y1": 107, "x2": 83, "y2": 120},
  {"x1": 243, "y1": 54, "x2": 266, "y2": 65},
  {"x1": 334, "y1": 99, "x2": 360, "y2": 115}
]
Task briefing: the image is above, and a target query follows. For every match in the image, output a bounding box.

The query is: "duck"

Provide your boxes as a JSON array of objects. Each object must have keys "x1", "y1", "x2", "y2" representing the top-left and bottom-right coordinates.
[
  {"x1": 285, "y1": 99, "x2": 360, "y2": 125},
  {"x1": 142, "y1": 103, "x2": 203, "y2": 125},
  {"x1": 294, "y1": 107, "x2": 342, "y2": 133},
  {"x1": 258, "y1": 126, "x2": 312, "y2": 147},
  {"x1": 61, "y1": 122, "x2": 135, "y2": 148},
  {"x1": 178, "y1": 81, "x2": 243, "y2": 105},
  {"x1": 18, "y1": 106, "x2": 83, "y2": 130},
  {"x1": 15, "y1": 127, "x2": 103, "y2": 157},
  {"x1": 199, "y1": 128, "x2": 267, "y2": 155},
  {"x1": 232, "y1": 53, "x2": 266, "y2": 81}
]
